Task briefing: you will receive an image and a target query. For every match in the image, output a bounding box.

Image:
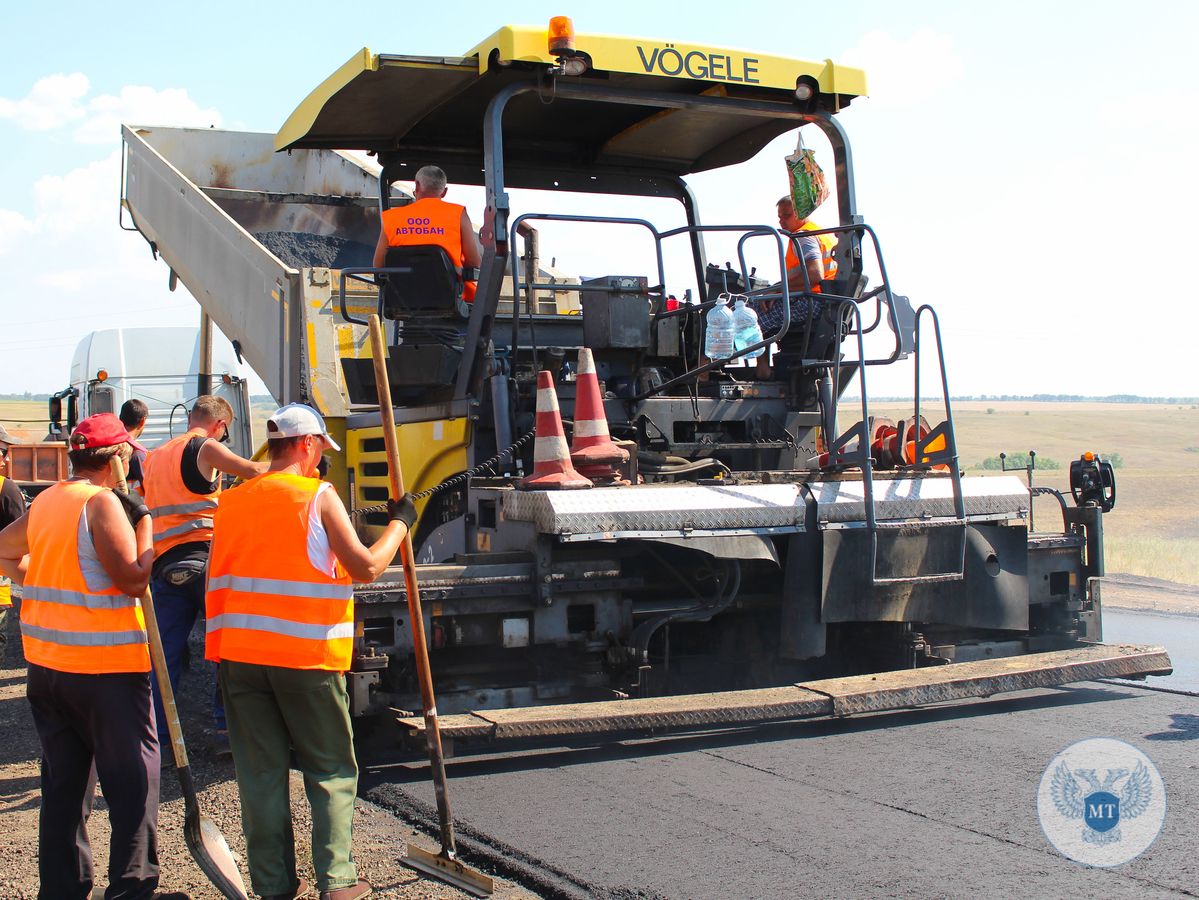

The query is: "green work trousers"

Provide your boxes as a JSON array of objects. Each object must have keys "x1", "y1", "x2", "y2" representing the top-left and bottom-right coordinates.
[{"x1": 219, "y1": 660, "x2": 359, "y2": 895}]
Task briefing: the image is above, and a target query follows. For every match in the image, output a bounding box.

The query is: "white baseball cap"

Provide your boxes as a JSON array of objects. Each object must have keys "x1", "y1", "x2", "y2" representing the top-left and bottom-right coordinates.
[{"x1": 266, "y1": 403, "x2": 341, "y2": 451}]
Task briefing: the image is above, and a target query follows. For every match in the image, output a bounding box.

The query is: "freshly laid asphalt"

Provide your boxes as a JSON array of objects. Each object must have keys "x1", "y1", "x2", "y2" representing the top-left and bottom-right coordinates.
[{"x1": 362, "y1": 681, "x2": 1199, "y2": 899}]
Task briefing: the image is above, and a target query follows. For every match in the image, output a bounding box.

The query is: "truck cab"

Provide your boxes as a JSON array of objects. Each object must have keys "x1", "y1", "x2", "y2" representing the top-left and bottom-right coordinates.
[{"x1": 50, "y1": 326, "x2": 254, "y2": 457}]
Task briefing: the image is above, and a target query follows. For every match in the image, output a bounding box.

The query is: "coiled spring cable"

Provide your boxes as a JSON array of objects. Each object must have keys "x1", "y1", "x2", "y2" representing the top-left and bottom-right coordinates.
[{"x1": 349, "y1": 429, "x2": 535, "y2": 519}]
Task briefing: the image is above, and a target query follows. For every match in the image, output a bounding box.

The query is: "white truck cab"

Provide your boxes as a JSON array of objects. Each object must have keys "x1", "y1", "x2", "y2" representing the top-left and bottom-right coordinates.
[{"x1": 51, "y1": 326, "x2": 254, "y2": 458}]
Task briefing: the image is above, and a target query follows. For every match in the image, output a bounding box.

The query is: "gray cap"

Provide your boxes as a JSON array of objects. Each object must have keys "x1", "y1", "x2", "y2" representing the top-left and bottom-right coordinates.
[{"x1": 0, "y1": 423, "x2": 21, "y2": 446}]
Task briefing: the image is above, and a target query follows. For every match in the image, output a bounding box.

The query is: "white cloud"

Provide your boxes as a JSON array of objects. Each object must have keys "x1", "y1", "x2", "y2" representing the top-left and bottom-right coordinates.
[
  {"x1": 0, "y1": 74, "x2": 221, "y2": 146},
  {"x1": 75, "y1": 85, "x2": 221, "y2": 144},
  {"x1": 841, "y1": 29, "x2": 964, "y2": 107},
  {"x1": 0, "y1": 153, "x2": 205, "y2": 393},
  {"x1": 0, "y1": 208, "x2": 34, "y2": 255},
  {"x1": 0, "y1": 73, "x2": 89, "y2": 130}
]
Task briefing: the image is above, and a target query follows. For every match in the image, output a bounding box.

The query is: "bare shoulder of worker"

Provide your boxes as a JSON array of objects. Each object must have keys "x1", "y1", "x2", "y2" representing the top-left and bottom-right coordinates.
[
  {"x1": 198, "y1": 438, "x2": 268, "y2": 479},
  {"x1": 372, "y1": 226, "x2": 390, "y2": 268},
  {"x1": 461, "y1": 207, "x2": 482, "y2": 266},
  {"x1": 317, "y1": 483, "x2": 366, "y2": 557}
]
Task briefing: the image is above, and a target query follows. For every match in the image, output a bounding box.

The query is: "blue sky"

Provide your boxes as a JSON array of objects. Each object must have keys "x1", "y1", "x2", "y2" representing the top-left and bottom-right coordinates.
[{"x1": 1, "y1": 0, "x2": 1196, "y2": 397}]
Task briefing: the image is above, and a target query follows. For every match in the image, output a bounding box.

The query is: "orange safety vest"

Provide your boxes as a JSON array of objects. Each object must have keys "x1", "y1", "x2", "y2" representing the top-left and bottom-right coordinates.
[
  {"x1": 785, "y1": 224, "x2": 839, "y2": 292},
  {"x1": 205, "y1": 473, "x2": 354, "y2": 671},
  {"x1": 0, "y1": 476, "x2": 11, "y2": 607},
  {"x1": 20, "y1": 481, "x2": 149, "y2": 674},
  {"x1": 381, "y1": 197, "x2": 477, "y2": 302},
  {"x1": 142, "y1": 428, "x2": 220, "y2": 557}
]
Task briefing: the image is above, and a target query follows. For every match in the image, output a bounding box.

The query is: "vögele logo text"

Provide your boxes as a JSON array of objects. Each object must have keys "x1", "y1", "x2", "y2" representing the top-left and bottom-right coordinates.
[{"x1": 635, "y1": 44, "x2": 760, "y2": 84}]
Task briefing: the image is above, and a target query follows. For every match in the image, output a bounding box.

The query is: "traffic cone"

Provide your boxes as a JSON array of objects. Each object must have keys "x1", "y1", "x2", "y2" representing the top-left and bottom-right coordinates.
[
  {"x1": 570, "y1": 348, "x2": 629, "y2": 484},
  {"x1": 521, "y1": 370, "x2": 593, "y2": 490}
]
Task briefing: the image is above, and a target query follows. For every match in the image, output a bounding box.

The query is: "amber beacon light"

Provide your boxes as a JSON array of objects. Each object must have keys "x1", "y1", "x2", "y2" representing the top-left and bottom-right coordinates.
[
  {"x1": 548, "y1": 16, "x2": 576, "y2": 54},
  {"x1": 547, "y1": 16, "x2": 589, "y2": 76}
]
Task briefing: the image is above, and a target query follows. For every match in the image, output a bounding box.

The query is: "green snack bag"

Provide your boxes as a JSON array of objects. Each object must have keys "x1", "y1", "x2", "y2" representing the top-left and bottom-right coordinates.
[{"x1": 786, "y1": 130, "x2": 829, "y2": 219}]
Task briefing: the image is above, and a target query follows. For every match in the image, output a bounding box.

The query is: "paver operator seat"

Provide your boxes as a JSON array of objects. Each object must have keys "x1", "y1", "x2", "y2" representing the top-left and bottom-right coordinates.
[{"x1": 381, "y1": 244, "x2": 465, "y2": 320}]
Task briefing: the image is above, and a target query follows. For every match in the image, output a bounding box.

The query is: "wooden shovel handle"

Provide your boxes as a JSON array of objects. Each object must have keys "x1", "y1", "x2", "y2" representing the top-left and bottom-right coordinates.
[{"x1": 109, "y1": 456, "x2": 190, "y2": 769}]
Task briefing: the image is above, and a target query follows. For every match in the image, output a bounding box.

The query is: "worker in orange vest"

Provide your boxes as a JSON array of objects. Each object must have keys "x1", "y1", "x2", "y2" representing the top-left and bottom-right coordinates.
[
  {"x1": 141, "y1": 395, "x2": 267, "y2": 755},
  {"x1": 0, "y1": 424, "x2": 27, "y2": 664},
  {"x1": 753, "y1": 195, "x2": 840, "y2": 378},
  {"x1": 0, "y1": 414, "x2": 190, "y2": 900},
  {"x1": 206, "y1": 404, "x2": 414, "y2": 900},
  {"x1": 373, "y1": 164, "x2": 483, "y2": 302}
]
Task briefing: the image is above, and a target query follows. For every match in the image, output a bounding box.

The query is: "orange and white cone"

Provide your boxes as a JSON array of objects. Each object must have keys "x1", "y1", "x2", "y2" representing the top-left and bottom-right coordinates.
[
  {"x1": 521, "y1": 370, "x2": 593, "y2": 490},
  {"x1": 569, "y1": 348, "x2": 629, "y2": 484}
]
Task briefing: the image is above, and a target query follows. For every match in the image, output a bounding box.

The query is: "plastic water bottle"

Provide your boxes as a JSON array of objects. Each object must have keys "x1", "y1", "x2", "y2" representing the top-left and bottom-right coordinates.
[
  {"x1": 705, "y1": 296, "x2": 734, "y2": 360},
  {"x1": 732, "y1": 298, "x2": 764, "y2": 359}
]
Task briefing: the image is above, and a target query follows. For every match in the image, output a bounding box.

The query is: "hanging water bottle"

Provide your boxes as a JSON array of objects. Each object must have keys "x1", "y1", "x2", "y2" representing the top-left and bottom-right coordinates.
[
  {"x1": 705, "y1": 294, "x2": 735, "y2": 360},
  {"x1": 732, "y1": 296, "x2": 764, "y2": 359}
]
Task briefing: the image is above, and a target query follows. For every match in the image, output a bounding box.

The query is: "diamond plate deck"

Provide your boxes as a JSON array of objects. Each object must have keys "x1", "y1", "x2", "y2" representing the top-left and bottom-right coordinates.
[
  {"x1": 396, "y1": 644, "x2": 1172, "y2": 741},
  {"x1": 809, "y1": 474, "x2": 1028, "y2": 524},
  {"x1": 799, "y1": 643, "x2": 1173, "y2": 716},
  {"x1": 502, "y1": 483, "x2": 806, "y2": 535}
]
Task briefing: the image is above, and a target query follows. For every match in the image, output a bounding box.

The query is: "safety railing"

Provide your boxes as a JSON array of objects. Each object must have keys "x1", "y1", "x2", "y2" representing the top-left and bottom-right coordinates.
[{"x1": 867, "y1": 304, "x2": 966, "y2": 587}]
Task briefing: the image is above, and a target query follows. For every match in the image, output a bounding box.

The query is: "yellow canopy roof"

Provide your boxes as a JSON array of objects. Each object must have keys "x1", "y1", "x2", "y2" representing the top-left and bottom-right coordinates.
[{"x1": 276, "y1": 25, "x2": 867, "y2": 182}]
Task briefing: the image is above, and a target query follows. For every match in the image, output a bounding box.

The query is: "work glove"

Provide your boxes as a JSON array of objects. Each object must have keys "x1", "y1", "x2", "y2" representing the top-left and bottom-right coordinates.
[
  {"x1": 114, "y1": 490, "x2": 151, "y2": 528},
  {"x1": 387, "y1": 493, "x2": 418, "y2": 530}
]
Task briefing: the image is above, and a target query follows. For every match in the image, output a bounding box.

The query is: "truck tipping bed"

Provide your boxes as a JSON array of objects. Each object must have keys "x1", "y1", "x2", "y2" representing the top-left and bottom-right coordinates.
[{"x1": 121, "y1": 125, "x2": 399, "y2": 413}]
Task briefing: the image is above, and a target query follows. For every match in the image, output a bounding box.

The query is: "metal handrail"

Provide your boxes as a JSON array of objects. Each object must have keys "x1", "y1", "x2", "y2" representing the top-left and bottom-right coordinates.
[{"x1": 868, "y1": 303, "x2": 966, "y2": 587}]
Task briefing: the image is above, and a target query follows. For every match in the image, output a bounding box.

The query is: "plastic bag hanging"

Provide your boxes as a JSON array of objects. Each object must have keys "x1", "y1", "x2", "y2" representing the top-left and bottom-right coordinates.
[{"x1": 785, "y1": 129, "x2": 829, "y2": 220}]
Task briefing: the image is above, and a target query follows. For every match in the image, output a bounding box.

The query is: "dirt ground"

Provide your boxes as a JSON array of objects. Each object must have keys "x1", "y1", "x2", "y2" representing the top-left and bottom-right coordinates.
[
  {"x1": 0, "y1": 602, "x2": 538, "y2": 900},
  {"x1": 1100, "y1": 573, "x2": 1199, "y2": 616}
]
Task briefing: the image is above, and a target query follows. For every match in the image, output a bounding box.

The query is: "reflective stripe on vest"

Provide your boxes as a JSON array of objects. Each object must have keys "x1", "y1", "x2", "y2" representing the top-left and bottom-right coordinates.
[
  {"x1": 207, "y1": 613, "x2": 355, "y2": 643},
  {"x1": 205, "y1": 473, "x2": 354, "y2": 671},
  {"x1": 20, "y1": 481, "x2": 149, "y2": 674},
  {"x1": 142, "y1": 429, "x2": 220, "y2": 557},
  {"x1": 381, "y1": 197, "x2": 477, "y2": 302}
]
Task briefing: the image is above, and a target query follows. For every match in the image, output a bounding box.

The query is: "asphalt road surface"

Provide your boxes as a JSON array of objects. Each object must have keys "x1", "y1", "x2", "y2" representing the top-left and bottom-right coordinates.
[
  {"x1": 362, "y1": 679, "x2": 1198, "y2": 899},
  {"x1": 1107, "y1": 608, "x2": 1199, "y2": 692}
]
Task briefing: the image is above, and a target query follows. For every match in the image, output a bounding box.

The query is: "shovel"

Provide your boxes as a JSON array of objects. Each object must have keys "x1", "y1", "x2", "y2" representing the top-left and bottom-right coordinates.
[
  {"x1": 111, "y1": 458, "x2": 250, "y2": 900},
  {"x1": 366, "y1": 314, "x2": 494, "y2": 897}
]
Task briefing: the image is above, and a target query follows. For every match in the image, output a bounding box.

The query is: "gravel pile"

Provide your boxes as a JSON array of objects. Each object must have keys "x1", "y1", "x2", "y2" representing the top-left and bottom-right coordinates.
[{"x1": 255, "y1": 231, "x2": 375, "y2": 270}]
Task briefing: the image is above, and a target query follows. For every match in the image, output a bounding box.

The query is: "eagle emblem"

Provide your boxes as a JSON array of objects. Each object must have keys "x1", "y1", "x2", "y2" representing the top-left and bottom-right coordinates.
[{"x1": 1051, "y1": 761, "x2": 1153, "y2": 846}]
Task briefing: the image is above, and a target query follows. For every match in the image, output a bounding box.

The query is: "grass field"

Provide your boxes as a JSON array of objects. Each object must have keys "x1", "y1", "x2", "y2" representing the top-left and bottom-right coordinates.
[{"x1": 4, "y1": 398, "x2": 1196, "y2": 584}]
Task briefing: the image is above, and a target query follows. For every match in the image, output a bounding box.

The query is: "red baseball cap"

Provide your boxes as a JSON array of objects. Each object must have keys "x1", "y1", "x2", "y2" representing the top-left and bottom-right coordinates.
[{"x1": 69, "y1": 413, "x2": 146, "y2": 452}]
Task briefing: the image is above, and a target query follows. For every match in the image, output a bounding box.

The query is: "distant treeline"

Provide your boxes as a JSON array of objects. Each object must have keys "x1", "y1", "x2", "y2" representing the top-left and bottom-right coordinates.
[{"x1": 861, "y1": 395, "x2": 1199, "y2": 404}]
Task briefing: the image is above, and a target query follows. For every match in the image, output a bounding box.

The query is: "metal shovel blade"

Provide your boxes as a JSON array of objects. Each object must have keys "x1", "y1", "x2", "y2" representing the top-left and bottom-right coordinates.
[
  {"x1": 403, "y1": 843, "x2": 493, "y2": 897},
  {"x1": 184, "y1": 799, "x2": 249, "y2": 900}
]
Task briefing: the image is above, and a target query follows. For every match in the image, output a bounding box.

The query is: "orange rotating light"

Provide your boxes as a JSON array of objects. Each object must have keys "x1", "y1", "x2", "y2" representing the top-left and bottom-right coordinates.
[{"x1": 548, "y1": 16, "x2": 576, "y2": 55}]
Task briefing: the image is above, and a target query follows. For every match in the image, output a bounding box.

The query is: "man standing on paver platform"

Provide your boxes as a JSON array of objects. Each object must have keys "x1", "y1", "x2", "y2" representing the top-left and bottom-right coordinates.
[
  {"x1": 206, "y1": 404, "x2": 415, "y2": 900},
  {"x1": 142, "y1": 395, "x2": 267, "y2": 755},
  {"x1": 0, "y1": 424, "x2": 26, "y2": 664}
]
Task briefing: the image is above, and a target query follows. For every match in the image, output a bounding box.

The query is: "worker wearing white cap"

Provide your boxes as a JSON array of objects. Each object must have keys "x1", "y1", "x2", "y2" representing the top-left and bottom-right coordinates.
[{"x1": 205, "y1": 404, "x2": 415, "y2": 900}]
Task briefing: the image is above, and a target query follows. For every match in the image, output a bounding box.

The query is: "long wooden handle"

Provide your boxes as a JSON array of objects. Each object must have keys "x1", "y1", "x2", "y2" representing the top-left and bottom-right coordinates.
[
  {"x1": 366, "y1": 314, "x2": 458, "y2": 854},
  {"x1": 110, "y1": 456, "x2": 190, "y2": 771}
]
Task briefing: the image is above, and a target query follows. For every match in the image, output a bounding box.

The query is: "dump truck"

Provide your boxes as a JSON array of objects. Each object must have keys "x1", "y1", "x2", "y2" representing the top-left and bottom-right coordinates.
[{"x1": 118, "y1": 21, "x2": 1168, "y2": 744}]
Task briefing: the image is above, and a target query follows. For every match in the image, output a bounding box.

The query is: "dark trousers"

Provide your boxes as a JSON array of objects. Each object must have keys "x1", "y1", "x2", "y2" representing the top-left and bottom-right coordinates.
[
  {"x1": 150, "y1": 569, "x2": 225, "y2": 742},
  {"x1": 27, "y1": 663, "x2": 161, "y2": 900}
]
